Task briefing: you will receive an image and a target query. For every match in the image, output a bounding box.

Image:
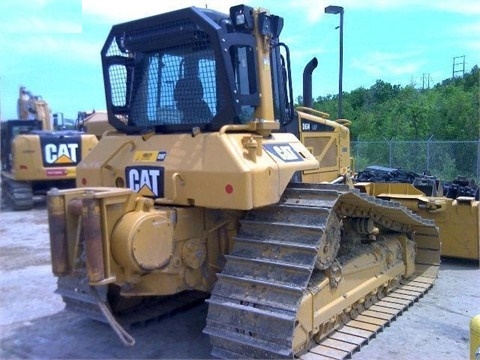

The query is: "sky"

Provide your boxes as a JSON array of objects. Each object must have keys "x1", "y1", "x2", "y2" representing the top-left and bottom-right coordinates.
[{"x1": 0, "y1": 0, "x2": 479, "y2": 121}]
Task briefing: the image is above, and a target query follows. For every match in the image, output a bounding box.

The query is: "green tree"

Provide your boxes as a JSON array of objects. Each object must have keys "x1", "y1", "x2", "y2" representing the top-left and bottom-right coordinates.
[{"x1": 300, "y1": 65, "x2": 479, "y2": 142}]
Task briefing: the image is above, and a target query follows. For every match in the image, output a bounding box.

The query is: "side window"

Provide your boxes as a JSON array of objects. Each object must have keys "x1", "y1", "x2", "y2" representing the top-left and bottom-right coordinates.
[
  {"x1": 230, "y1": 45, "x2": 256, "y2": 95},
  {"x1": 230, "y1": 45, "x2": 256, "y2": 122},
  {"x1": 108, "y1": 64, "x2": 128, "y2": 107}
]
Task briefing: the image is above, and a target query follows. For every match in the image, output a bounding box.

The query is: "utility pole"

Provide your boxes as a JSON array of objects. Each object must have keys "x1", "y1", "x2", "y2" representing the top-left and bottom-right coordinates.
[
  {"x1": 452, "y1": 55, "x2": 465, "y2": 78},
  {"x1": 422, "y1": 73, "x2": 432, "y2": 89},
  {"x1": 325, "y1": 5, "x2": 344, "y2": 119}
]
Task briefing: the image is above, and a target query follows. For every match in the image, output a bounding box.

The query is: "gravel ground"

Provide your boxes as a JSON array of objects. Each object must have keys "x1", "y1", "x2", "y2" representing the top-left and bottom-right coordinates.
[{"x1": 0, "y1": 196, "x2": 479, "y2": 360}]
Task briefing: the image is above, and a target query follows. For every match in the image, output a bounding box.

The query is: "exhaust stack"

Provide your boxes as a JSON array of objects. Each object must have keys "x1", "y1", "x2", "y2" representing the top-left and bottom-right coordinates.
[{"x1": 303, "y1": 57, "x2": 318, "y2": 108}]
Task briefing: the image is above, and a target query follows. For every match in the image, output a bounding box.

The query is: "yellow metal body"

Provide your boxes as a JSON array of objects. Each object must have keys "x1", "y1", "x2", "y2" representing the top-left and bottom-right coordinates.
[
  {"x1": 297, "y1": 107, "x2": 352, "y2": 183},
  {"x1": 49, "y1": 187, "x2": 241, "y2": 295},
  {"x1": 471, "y1": 314, "x2": 480, "y2": 360},
  {"x1": 252, "y1": 7, "x2": 276, "y2": 123},
  {"x1": 49, "y1": 126, "x2": 318, "y2": 296},
  {"x1": 8, "y1": 133, "x2": 98, "y2": 181},
  {"x1": 77, "y1": 129, "x2": 317, "y2": 210},
  {"x1": 17, "y1": 86, "x2": 53, "y2": 130},
  {"x1": 294, "y1": 234, "x2": 415, "y2": 352},
  {"x1": 80, "y1": 111, "x2": 114, "y2": 139},
  {"x1": 356, "y1": 182, "x2": 480, "y2": 264}
]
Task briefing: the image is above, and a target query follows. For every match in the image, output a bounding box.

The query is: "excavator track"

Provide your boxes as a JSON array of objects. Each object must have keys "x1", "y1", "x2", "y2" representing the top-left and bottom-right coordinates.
[
  {"x1": 1, "y1": 176, "x2": 34, "y2": 210},
  {"x1": 204, "y1": 183, "x2": 440, "y2": 359}
]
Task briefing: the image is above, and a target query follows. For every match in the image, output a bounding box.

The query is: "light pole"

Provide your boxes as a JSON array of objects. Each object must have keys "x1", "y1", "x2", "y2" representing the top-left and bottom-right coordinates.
[{"x1": 325, "y1": 5, "x2": 344, "y2": 119}]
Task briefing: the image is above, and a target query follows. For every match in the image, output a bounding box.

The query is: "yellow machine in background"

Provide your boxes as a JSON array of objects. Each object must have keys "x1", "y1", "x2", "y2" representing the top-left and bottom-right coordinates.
[
  {"x1": 47, "y1": 5, "x2": 440, "y2": 358},
  {"x1": 0, "y1": 87, "x2": 98, "y2": 210},
  {"x1": 354, "y1": 170, "x2": 479, "y2": 265},
  {"x1": 17, "y1": 86, "x2": 53, "y2": 126},
  {"x1": 76, "y1": 110, "x2": 114, "y2": 139}
]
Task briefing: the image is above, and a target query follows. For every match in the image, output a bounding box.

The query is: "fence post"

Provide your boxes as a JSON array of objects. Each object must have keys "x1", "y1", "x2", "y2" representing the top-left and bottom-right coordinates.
[
  {"x1": 427, "y1": 135, "x2": 434, "y2": 174},
  {"x1": 356, "y1": 142, "x2": 359, "y2": 167},
  {"x1": 389, "y1": 140, "x2": 392, "y2": 167},
  {"x1": 383, "y1": 137, "x2": 393, "y2": 167},
  {"x1": 477, "y1": 139, "x2": 480, "y2": 181}
]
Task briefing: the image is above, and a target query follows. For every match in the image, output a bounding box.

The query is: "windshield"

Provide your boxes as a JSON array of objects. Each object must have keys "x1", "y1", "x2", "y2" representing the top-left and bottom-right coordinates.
[
  {"x1": 104, "y1": 18, "x2": 218, "y2": 130},
  {"x1": 129, "y1": 48, "x2": 217, "y2": 127}
]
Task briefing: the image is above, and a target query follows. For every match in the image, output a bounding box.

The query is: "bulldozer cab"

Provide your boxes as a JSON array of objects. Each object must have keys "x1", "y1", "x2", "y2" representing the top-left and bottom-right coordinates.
[{"x1": 101, "y1": 5, "x2": 290, "y2": 135}]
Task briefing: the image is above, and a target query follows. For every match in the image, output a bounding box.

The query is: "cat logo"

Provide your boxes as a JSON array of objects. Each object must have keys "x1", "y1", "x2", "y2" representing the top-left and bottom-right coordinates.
[
  {"x1": 40, "y1": 135, "x2": 82, "y2": 167},
  {"x1": 263, "y1": 143, "x2": 303, "y2": 163},
  {"x1": 126, "y1": 166, "x2": 164, "y2": 198},
  {"x1": 44, "y1": 143, "x2": 79, "y2": 164}
]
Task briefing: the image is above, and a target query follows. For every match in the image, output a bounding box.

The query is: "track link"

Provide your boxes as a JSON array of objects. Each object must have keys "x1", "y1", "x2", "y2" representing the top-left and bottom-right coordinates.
[{"x1": 204, "y1": 183, "x2": 440, "y2": 359}]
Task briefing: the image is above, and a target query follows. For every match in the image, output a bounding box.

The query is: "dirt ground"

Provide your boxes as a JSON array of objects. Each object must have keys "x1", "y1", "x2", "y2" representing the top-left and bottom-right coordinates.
[{"x1": 0, "y1": 197, "x2": 479, "y2": 360}]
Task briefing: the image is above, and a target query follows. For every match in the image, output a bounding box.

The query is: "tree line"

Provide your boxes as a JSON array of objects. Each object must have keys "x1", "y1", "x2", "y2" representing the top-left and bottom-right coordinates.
[{"x1": 302, "y1": 65, "x2": 479, "y2": 141}]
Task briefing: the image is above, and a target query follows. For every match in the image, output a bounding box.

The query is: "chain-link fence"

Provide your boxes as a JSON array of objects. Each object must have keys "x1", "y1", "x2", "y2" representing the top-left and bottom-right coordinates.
[{"x1": 352, "y1": 140, "x2": 480, "y2": 182}]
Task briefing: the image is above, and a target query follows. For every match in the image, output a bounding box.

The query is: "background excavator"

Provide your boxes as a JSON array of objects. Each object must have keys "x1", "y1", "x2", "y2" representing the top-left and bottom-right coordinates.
[
  {"x1": 0, "y1": 87, "x2": 98, "y2": 210},
  {"x1": 46, "y1": 5, "x2": 440, "y2": 358}
]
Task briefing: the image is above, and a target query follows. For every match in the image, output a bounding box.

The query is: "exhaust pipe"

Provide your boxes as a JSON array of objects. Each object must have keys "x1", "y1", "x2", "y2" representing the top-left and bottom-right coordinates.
[{"x1": 303, "y1": 57, "x2": 318, "y2": 108}]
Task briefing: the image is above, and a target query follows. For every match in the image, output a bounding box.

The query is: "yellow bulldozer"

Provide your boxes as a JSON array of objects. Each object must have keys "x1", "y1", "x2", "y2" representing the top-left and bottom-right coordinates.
[
  {"x1": 0, "y1": 87, "x2": 98, "y2": 210},
  {"x1": 46, "y1": 5, "x2": 441, "y2": 358}
]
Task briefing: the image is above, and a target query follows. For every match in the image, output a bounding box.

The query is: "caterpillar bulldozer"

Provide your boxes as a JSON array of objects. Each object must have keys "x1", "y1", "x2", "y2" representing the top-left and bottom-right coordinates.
[
  {"x1": 46, "y1": 5, "x2": 441, "y2": 358},
  {"x1": 0, "y1": 87, "x2": 98, "y2": 210}
]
